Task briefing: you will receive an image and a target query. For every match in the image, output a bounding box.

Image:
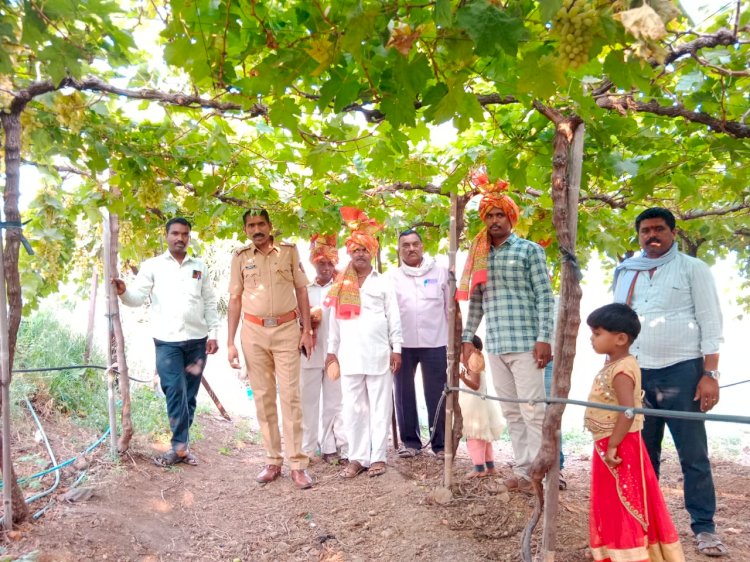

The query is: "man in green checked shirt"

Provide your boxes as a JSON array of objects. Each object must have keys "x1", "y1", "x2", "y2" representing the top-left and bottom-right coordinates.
[{"x1": 457, "y1": 180, "x2": 554, "y2": 492}]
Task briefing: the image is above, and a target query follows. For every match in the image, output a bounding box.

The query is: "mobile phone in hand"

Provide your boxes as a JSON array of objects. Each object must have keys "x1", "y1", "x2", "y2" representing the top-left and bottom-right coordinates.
[{"x1": 300, "y1": 346, "x2": 309, "y2": 359}]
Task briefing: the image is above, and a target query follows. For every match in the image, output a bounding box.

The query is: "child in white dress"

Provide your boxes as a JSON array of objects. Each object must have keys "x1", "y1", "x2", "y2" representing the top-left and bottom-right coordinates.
[{"x1": 458, "y1": 336, "x2": 505, "y2": 479}]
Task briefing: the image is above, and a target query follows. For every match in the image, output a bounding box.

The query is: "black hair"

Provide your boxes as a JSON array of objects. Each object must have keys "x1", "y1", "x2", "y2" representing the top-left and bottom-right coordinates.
[
  {"x1": 472, "y1": 335, "x2": 483, "y2": 351},
  {"x1": 243, "y1": 208, "x2": 271, "y2": 225},
  {"x1": 165, "y1": 217, "x2": 191, "y2": 233},
  {"x1": 586, "y1": 303, "x2": 641, "y2": 343},
  {"x1": 398, "y1": 228, "x2": 422, "y2": 242},
  {"x1": 635, "y1": 207, "x2": 676, "y2": 232}
]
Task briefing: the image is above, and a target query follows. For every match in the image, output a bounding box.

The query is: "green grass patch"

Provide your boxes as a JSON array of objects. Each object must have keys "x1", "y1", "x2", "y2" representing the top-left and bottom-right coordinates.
[{"x1": 12, "y1": 309, "x2": 204, "y2": 444}]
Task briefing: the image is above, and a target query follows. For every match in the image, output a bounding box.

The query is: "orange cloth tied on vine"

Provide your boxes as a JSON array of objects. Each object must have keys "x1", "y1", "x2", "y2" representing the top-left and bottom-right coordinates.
[
  {"x1": 309, "y1": 234, "x2": 339, "y2": 265},
  {"x1": 456, "y1": 180, "x2": 520, "y2": 301},
  {"x1": 324, "y1": 207, "x2": 382, "y2": 319}
]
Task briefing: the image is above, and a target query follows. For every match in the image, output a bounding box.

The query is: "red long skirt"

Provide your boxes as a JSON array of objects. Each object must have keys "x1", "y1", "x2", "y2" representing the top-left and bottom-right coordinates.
[{"x1": 589, "y1": 432, "x2": 685, "y2": 562}]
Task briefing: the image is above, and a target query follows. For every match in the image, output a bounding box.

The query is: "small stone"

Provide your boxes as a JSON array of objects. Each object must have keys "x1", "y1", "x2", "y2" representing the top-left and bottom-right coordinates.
[
  {"x1": 429, "y1": 486, "x2": 452, "y2": 505},
  {"x1": 367, "y1": 510, "x2": 376, "y2": 516},
  {"x1": 380, "y1": 528, "x2": 395, "y2": 539}
]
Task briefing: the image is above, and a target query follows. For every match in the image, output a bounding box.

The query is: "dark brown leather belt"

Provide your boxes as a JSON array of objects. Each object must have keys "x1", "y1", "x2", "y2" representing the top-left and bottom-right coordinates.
[{"x1": 244, "y1": 310, "x2": 298, "y2": 327}]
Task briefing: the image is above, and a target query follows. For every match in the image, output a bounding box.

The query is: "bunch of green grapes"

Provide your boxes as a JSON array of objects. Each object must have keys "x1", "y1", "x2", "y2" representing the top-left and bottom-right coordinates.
[{"x1": 552, "y1": 0, "x2": 600, "y2": 69}]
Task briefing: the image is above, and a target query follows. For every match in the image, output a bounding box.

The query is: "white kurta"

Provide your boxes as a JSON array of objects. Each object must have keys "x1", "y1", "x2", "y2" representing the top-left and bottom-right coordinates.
[
  {"x1": 327, "y1": 270, "x2": 403, "y2": 466},
  {"x1": 300, "y1": 279, "x2": 347, "y2": 457}
]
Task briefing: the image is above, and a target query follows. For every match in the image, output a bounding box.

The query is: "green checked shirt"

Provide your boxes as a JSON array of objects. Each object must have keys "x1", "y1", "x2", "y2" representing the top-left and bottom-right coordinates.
[{"x1": 462, "y1": 233, "x2": 554, "y2": 355}]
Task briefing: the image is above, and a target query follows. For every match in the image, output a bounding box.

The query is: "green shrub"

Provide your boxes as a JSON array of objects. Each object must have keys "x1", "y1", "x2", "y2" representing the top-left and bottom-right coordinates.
[
  {"x1": 12, "y1": 309, "x2": 203, "y2": 442},
  {"x1": 13, "y1": 310, "x2": 109, "y2": 430}
]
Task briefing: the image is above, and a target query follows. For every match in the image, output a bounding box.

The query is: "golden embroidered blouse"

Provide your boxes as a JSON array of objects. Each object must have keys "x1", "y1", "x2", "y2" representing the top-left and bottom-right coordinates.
[{"x1": 584, "y1": 355, "x2": 644, "y2": 441}]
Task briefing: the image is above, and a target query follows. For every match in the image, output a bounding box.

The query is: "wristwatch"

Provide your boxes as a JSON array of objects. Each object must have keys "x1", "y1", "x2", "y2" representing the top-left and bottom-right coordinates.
[{"x1": 704, "y1": 370, "x2": 720, "y2": 380}]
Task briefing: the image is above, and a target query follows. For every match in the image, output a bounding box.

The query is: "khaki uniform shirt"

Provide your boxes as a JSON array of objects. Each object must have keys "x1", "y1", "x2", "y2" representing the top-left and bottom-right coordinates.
[{"x1": 229, "y1": 242, "x2": 309, "y2": 317}]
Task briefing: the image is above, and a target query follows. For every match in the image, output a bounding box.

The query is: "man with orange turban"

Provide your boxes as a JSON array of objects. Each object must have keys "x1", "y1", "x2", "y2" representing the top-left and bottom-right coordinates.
[
  {"x1": 325, "y1": 208, "x2": 403, "y2": 479},
  {"x1": 300, "y1": 234, "x2": 348, "y2": 465},
  {"x1": 458, "y1": 177, "x2": 554, "y2": 492}
]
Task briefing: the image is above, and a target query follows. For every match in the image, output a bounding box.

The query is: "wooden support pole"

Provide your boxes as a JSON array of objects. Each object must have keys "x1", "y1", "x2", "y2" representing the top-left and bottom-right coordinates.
[
  {"x1": 102, "y1": 211, "x2": 119, "y2": 458},
  {"x1": 444, "y1": 192, "x2": 459, "y2": 487},
  {"x1": 0, "y1": 220, "x2": 13, "y2": 530},
  {"x1": 541, "y1": 123, "x2": 585, "y2": 561}
]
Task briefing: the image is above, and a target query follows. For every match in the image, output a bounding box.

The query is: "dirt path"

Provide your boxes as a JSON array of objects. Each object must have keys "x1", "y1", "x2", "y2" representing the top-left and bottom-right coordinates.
[{"x1": 4, "y1": 413, "x2": 749, "y2": 561}]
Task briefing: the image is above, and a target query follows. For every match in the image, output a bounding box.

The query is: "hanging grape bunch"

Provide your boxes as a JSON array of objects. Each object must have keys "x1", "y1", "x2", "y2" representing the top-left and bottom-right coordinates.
[{"x1": 552, "y1": 0, "x2": 601, "y2": 69}]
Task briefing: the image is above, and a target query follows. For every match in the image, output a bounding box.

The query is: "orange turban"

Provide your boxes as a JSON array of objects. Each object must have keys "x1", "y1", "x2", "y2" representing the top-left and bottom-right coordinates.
[
  {"x1": 324, "y1": 207, "x2": 382, "y2": 319},
  {"x1": 341, "y1": 207, "x2": 381, "y2": 257},
  {"x1": 456, "y1": 177, "x2": 520, "y2": 300},
  {"x1": 310, "y1": 234, "x2": 339, "y2": 265}
]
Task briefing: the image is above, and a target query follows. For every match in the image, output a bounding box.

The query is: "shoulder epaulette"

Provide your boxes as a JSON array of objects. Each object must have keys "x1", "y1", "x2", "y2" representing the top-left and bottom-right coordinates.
[
  {"x1": 232, "y1": 243, "x2": 254, "y2": 256},
  {"x1": 279, "y1": 241, "x2": 296, "y2": 247}
]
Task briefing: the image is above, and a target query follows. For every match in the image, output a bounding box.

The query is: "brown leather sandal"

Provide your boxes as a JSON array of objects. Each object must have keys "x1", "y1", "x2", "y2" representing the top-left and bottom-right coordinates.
[{"x1": 339, "y1": 460, "x2": 366, "y2": 479}]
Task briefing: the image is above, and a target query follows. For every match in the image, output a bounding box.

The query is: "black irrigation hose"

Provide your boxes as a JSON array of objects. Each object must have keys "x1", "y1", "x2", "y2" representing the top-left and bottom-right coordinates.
[
  {"x1": 422, "y1": 381, "x2": 750, "y2": 448},
  {"x1": 13, "y1": 364, "x2": 152, "y2": 384}
]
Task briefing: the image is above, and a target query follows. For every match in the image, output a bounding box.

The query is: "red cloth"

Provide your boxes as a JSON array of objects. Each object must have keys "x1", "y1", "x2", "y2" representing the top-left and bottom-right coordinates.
[{"x1": 589, "y1": 432, "x2": 685, "y2": 562}]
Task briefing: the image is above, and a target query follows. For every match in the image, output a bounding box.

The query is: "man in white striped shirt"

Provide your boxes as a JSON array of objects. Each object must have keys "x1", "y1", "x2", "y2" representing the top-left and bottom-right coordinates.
[{"x1": 613, "y1": 207, "x2": 726, "y2": 557}]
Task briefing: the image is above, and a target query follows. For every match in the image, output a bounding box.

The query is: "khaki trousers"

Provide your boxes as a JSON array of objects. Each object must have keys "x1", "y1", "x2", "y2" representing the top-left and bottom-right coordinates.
[{"x1": 241, "y1": 320, "x2": 308, "y2": 470}]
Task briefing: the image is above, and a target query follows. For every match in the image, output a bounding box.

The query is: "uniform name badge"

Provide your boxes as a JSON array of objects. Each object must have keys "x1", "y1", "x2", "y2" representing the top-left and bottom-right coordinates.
[{"x1": 245, "y1": 258, "x2": 256, "y2": 270}]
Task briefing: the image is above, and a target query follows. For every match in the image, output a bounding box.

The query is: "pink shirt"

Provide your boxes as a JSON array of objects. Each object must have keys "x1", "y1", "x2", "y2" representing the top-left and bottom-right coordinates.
[{"x1": 391, "y1": 260, "x2": 450, "y2": 348}]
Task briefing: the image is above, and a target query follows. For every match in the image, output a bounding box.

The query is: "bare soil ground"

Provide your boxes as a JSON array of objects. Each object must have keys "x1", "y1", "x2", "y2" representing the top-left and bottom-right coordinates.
[{"x1": 3, "y1": 412, "x2": 749, "y2": 562}]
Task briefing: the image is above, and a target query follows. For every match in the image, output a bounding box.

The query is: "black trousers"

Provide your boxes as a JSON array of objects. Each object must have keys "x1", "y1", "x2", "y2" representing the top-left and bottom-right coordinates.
[{"x1": 393, "y1": 346, "x2": 446, "y2": 452}]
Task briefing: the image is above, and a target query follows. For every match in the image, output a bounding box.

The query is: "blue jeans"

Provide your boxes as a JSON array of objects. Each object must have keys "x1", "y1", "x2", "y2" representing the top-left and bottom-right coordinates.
[
  {"x1": 543, "y1": 361, "x2": 565, "y2": 470},
  {"x1": 154, "y1": 338, "x2": 207, "y2": 452},
  {"x1": 641, "y1": 357, "x2": 716, "y2": 535},
  {"x1": 394, "y1": 347, "x2": 446, "y2": 453}
]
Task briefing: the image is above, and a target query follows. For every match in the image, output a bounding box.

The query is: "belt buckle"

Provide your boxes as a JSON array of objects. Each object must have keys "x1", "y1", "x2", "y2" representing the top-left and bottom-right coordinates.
[{"x1": 262, "y1": 317, "x2": 278, "y2": 327}]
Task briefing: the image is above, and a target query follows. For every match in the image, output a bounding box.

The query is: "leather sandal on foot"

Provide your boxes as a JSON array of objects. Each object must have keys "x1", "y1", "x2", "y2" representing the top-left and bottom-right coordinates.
[
  {"x1": 339, "y1": 461, "x2": 366, "y2": 479},
  {"x1": 397, "y1": 447, "x2": 420, "y2": 458},
  {"x1": 181, "y1": 451, "x2": 198, "y2": 466},
  {"x1": 695, "y1": 532, "x2": 729, "y2": 557},
  {"x1": 153, "y1": 450, "x2": 182, "y2": 467},
  {"x1": 368, "y1": 461, "x2": 387, "y2": 477}
]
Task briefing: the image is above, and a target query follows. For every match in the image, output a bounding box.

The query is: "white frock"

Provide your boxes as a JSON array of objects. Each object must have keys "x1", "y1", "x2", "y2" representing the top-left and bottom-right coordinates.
[{"x1": 459, "y1": 370, "x2": 505, "y2": 441}]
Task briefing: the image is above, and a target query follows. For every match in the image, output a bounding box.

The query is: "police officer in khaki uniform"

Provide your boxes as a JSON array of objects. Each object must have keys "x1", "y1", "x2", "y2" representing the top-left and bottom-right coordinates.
[{"x1": 227, "y1": 209, "x2": 315, "y2": 489}]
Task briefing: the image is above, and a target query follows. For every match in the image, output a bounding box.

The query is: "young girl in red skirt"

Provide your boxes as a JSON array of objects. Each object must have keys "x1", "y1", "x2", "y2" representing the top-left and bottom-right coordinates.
[{"x1": 584, "y1": 303, "x2": 684, "y2": 562}]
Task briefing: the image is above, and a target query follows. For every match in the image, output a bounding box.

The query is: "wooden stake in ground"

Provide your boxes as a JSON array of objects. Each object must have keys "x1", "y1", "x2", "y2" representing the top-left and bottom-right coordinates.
[
  {"x1": 102, "y1": 211, "x2": 120, "y2": 458},
  {"x1": 0, "y1": 219, "x2": 15, "y2": 530},
  {"x1": 84, "y1": 270, "x2": 98, "y2": 364},
  {"x1": 521, "y1": 103, "x2": 585, "y2": 562},
  {"x1": 106, "y1": 208, "x2": 134, "y2": 453}
]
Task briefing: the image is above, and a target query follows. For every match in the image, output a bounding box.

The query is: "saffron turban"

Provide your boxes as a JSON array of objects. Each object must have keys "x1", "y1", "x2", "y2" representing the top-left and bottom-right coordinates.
[
  {"x1": 456, "y1": 176, "x2": 521, "y2": 300},
  {"x1": 309, "y1": 234, "x2": 339, "y2": 265},
  {"x1": 324, "y1": 207, "x2": 383, "y2": 319},
  {"x1": 341, "y1": 207, "x2": 381, "y2": 257}
]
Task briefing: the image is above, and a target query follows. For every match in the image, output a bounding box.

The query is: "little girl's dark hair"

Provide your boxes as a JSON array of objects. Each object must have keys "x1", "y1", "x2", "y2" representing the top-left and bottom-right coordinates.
[
  {"x1": 472, "y1": 335, "x2": 483, "y2": 351},
  {"x1": 586, "y1": 303, "x2": 641, "y2": 343}
]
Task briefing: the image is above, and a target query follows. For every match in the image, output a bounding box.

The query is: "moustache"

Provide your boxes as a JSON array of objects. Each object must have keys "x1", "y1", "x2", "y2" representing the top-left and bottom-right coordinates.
[
  {"x1": 253, "y1": 233, "x2": 264, "y2": 238},
  {"x1": 646, "y1": 238, "x2": 660, "y2": 245}
]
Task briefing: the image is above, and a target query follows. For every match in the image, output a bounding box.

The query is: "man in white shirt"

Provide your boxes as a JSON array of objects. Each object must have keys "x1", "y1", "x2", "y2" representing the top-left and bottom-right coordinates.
[
  {"x1": 325, "y1": 208, "x2": 402, "y2": 479},
  {"x1": 113, "y1": 218, "x2": 220, "y2": 467},
  {"x1": 613, "y1": 207, "x2": 725, "y2": 557},
  {"x1": 300, "y1": 235, "x2": 348, "y2": 464},
  {"x1": 391, "y1": 229, "x2": 449, "y2": 459}
]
